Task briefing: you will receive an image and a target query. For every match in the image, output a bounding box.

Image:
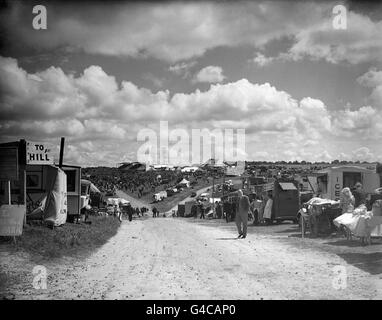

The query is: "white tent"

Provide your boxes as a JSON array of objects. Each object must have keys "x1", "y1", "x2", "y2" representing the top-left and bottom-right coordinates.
[
  {"x1": 209, "y1": 197, "x2": 221, "y2": 203},
  {"x1": 178, "y1": 178, "x2": 190, "y2": 187},
  {"x1": 106, "y1": 197, "x2": 130, "y2": 206}
]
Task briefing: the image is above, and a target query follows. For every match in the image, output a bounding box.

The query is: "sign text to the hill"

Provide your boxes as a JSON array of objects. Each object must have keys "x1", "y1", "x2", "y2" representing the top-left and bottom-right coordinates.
[{"x1": 27, "y1": 142, "x2": 54, "y2": 165}]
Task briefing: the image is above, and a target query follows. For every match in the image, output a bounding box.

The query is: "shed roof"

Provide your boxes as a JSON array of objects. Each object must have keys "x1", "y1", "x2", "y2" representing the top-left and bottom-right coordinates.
[{"x1": 278, "y1": 182, "x2": 297, "y2": 190}]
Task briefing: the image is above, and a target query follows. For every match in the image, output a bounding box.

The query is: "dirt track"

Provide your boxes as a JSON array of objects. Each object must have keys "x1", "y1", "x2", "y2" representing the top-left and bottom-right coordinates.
[{"x1": 1, "y1": 216, "x2": 381, "y2": 300}]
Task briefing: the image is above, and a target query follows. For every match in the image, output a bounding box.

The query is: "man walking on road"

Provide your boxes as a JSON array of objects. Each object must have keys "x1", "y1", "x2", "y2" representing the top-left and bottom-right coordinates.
[
  {"x1": 127, "y1": 204, "x2": 133, "y2": 222},
  {"x1": 235, "y1": 189, "x2": 250, "y2": 239},
  {"x1": 199, "y1": 202, "x2": 205, "y2": 219}
]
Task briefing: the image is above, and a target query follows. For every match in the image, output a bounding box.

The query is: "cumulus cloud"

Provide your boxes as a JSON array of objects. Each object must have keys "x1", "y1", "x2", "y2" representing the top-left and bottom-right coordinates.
[
  {"x1": 286, "y1": 11, "x2": 382, "y2": 64},
  {"x1": 357, "y1": 69, "x2": 382, "y2": 108},
  {"x1": 2, "y1": 2, "x2": 381, "y2": 65},
  {"x1": 0, "y1": 1, "x2": 336, "y2": 63},
  {"x1": 351, "y1": 147, "x2": 375, "y2": 162},
  {"x1": 1, "y1": 55, "x2": 382, "y2": 165},
  {"x1": 169, "y1": 61, "x2": 197, "y2": 78},
  {"x1": 252, "y1": 53, "x2": 274, "y2": 67},
  {"x1": 193, "y1": 66, "x2": 226, "y2": 83},
  {"x1": 331, "y1": 106, "x2": 382, "y2": 139}
]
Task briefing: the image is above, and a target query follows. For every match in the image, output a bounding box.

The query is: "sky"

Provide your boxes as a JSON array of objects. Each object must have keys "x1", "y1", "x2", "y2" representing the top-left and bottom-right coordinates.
[{"x1": 1, "y1": 0, "x2": 382, "y2": 166}]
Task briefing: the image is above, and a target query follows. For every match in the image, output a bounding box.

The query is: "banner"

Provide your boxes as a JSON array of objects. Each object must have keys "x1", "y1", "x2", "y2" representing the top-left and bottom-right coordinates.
[{"x1": 26, "y1": 141, "x2": 54, "y2": 165}]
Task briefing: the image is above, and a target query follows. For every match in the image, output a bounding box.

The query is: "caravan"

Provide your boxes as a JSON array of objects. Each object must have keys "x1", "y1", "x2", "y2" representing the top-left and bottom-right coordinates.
[{"x1": 315, "y1": 166, "x2": 380, "y2": 200}]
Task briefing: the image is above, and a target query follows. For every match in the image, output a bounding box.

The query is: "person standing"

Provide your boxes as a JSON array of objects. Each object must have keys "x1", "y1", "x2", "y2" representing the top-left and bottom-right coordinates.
[
  {"x1": 250, "y1": 195, "x2": 261, "y2": 226},
  {"x1": 339, "y1": 187, "x2": 355, "y2": 213},
  {"x1": 199, "y1": 202, "x2": 205, "y2": 219},
  {"x1": 235, "y1": 189, "x2": 250, "y2": 239},
  {"x1": 127, "y1": 204, "x2": 133, "y2": 222},
  {"x1": 191, "y1": 203, "x2": 197, "y2": 219},
  {"x1": 353, "y1": 182, "x2": 366, "y2": 208},
  {"x1": 216, "y1": 201, "x2": 222, "y2": 219},
  {"x1": 152, "y1": 206, "x2": 157, "y2": 218},
  {"x1": 263, "y1": 192, "x2": 273, "y2": 225}
]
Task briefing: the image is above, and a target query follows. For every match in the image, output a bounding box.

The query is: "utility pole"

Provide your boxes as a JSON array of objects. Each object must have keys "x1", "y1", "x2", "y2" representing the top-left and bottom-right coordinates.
[
  {"x1": 222, "y1": 168, "x2": 226, "y2": 218},
  {"x1": 212, "y1": 175, "x2": 215, "y2": 217},
  {"x1": 59, "y1": 137, "x2": 65, "y2": 168}
]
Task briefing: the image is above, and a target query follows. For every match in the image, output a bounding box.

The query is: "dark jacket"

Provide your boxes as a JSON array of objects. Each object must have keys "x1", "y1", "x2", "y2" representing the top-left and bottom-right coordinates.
[
  {"x1": 353, "y1": 189, "x2": 366, "y2": 208},
  {"x1": 238, "y1": 195, "x2": 250, "y2": 216}
]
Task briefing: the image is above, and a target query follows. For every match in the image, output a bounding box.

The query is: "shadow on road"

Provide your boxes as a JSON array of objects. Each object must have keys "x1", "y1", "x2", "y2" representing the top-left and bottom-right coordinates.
[
  {"x1": 324, "y1": 238, "x2": 382, "y2": 248},
  {"x1": 215, "y1": 237, "x2": 239, "y2": 240},
  {"x1": 274, "y1": 227, "x2": 300, "y2": 233},
  {"x1": 337, "y1": 252, "x2": 382, "y2": 275}
]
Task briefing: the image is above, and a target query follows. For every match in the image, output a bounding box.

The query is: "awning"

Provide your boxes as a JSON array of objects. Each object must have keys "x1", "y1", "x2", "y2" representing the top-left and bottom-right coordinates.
[
  {"x1": 278, "y1": 182, "x2": 297, "y2": 190},
  {"x1": 81, "y1": 179, "x2": 101, "y2": 193}
]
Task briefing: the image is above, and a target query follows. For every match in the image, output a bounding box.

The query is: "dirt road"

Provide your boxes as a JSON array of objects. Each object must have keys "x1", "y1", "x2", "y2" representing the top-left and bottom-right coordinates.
[{"x1": 1, "y1": 217, "x2": 381, "y2": 300}]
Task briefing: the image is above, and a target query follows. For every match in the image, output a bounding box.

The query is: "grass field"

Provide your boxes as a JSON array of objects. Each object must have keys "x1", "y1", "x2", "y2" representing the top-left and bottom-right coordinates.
[{"x1": 0, "y1": 215, "x2": 121, "y2": 259}]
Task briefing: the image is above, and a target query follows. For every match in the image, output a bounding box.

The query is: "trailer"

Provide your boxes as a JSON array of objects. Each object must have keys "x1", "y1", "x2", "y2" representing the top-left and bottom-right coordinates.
[
  {"x1": 315, "y1": 166, "x2": 380, "y2": 201},
  {"x1": 263, "y1": 179, "x2": 300, "y2": 223}
]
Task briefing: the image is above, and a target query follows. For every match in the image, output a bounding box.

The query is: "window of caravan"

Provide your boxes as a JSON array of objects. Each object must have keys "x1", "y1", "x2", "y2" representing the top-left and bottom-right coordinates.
[
  {"x1": 343, "y1": 172, "x2": 362, "y2": 189},
  {"x1": 317, "y1": 174, "x2": 328, "y2": 194}
]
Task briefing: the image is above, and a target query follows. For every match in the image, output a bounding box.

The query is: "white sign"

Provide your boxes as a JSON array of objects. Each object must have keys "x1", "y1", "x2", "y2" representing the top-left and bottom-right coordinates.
[{"x1": 26, "y1": 141, "x2": 54, "y2": 165}]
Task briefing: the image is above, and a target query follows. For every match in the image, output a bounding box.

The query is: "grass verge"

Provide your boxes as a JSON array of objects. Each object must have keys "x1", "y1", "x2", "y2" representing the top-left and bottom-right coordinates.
[{"x1": 0, "y1": 215, "x2": 121, "y2": 259}]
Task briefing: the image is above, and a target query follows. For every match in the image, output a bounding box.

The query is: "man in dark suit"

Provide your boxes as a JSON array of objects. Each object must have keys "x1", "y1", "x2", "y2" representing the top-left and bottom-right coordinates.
[
  {"x1": 235, "y1": 189, "x2": 250, "y2": 239},
  {"x1": 353, "y1": 182, "x2": 366, "y2": 208}
]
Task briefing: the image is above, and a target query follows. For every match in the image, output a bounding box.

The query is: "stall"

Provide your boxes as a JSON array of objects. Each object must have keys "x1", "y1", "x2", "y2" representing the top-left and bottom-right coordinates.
[
  {"x1": 0, "y1": 140, "x2": 26, "y2": 237},
  {"x1": 263, "y1": 179, "x2": 300, "y2": 223},
  {"x1": 315, "y1": 166, "x2": 380, "y2": 200},
  {"x1": 184, "y1": 200, "x2": 197, "y2": 217},
  {"x1": 299, "y1": 198, "x2": 341, "y2": 238}
]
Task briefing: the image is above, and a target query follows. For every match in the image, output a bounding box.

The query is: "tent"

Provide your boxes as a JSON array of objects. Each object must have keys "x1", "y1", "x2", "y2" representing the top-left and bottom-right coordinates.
[
  {"x1": 178, "y1": 178, "x2": 190, "y2": 188},
  {"x1": 209, "y1": 197, "x2": 221, "y2": 204},
  {"x1": 106, "y1": 197, "x2": 130, "y2": 206},
  {"x1": 28, "y1": 165, "x2": 67, "y2": 227}
]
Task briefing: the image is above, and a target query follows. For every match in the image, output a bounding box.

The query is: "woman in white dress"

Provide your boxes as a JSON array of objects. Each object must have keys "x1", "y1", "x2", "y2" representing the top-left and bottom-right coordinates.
[
  {"x1": 334, "y1": 188, "x2": 356, "y2": 237},
  {"x1": 334, "y1": 187, "x2": 372, "y2": 243},
  {"x1": 263, "y1": 193, "x2": 273, "y2": 225}
]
